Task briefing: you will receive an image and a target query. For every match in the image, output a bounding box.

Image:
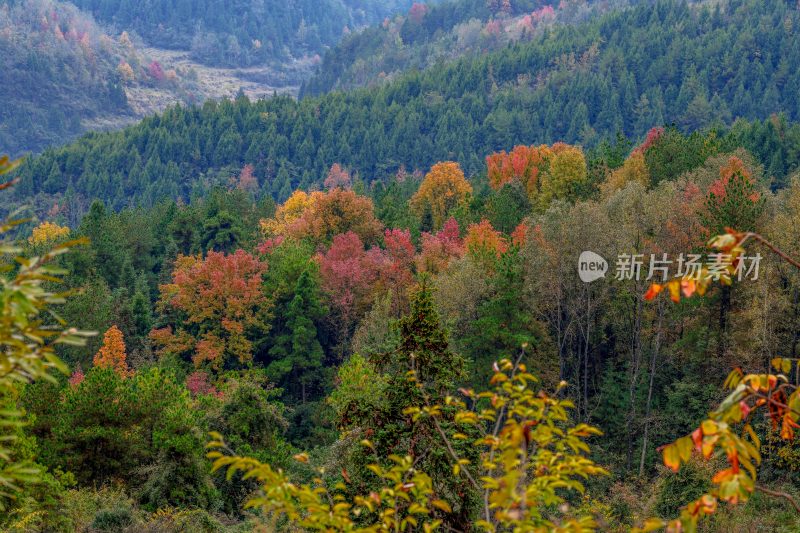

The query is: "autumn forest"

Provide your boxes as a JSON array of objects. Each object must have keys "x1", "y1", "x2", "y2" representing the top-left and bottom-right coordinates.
[{"x1": 3, "y1": 0, "x2": 800, "y2": 532}]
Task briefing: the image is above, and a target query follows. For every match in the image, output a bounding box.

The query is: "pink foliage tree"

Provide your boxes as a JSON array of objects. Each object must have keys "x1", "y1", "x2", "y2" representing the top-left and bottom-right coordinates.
[
  {"x1": 633, "y1": 126, "x2": 665, "y2": 155},
  {"x1": 380, "y1": 229, "x2": 416, "y2": 311},
  {"x1": 69, "y1": 368, "x2": 85, "y2": 388},
  {"x1": 186, "y1": 370, "x2": 223, "y2": 398},
  {"x1": 148, "y1": 60, "x2": 165, "y2": 81},
  {"x1": 416, "y1": 217, "x2": 464, "y2": 273},
  {"x1": 237, "y1": 164, "x2": 258, "y2": 191},
  {"x1": 324, "y1": 163, "x2": 352, "y2": 190},
  {"x1": 532, "y1": 5, "x2": 556, "y2": 23},
  {"x1": 484, "y1": 19, "x2": 503, "y2": 37},
  {"x1": 318, "y1": 232, "x2": 387, "y2": 345},
  {"x1": 519, "y1": 15, "x2": 534, "y2": 33},
  {"x1": 408, "y1": 2, "x2": 428, "y2": 24},
  {"x1": 257, "y1": 235, "x2": 285, "y2": 256}
]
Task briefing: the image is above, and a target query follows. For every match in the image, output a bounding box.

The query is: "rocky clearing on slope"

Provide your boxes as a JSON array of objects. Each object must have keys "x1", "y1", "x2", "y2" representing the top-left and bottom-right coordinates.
[{"x1": 83, "y1": 47, "x2": 309, "y2": 134}]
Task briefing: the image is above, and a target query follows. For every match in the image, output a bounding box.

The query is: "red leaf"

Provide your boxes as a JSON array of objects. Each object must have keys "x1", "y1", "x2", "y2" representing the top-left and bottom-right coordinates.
[
  {"x1": 644, "y1": 283, "x2": 663, "y2": 301},
  {"x1": 739, "y1": 401, "x2": 751, "y2": 420},
  {"x1": 691, "y1": 428, "x2": 703, "y2": 451}
]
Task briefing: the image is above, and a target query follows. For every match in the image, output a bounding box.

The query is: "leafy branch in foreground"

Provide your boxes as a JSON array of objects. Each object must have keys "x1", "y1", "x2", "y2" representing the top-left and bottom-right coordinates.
[
  {"x1": 207, "y1": 437, "x2": 443, "y2": 532},
  {"x1": 0, "y1": 155, "x2": 93, "y2": 509},
  {"x1": 637, "y1": 229, "x2": 800, "y2": 532},
  {"x1": 208, "y1": 357, "x2": 607, "y2": 532}
]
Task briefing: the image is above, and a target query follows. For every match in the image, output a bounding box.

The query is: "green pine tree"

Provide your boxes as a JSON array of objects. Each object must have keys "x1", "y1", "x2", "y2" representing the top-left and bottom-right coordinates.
[
  {"x1": 129, "y1": 274, "x2": 153, "y2": 353},
  {"x1": 391, "y1": 277, "x2": 465, "y2": 392},
  {"x1": 267, "y1": 270, "x2": 327, "y2": 404},
  {"x1": 344, "y1": 279, "x2": 476, "y2": 529},
  {"x1": 80, "y1": 201, "x2": 124, "y2": 289},
  {"x1": 702, "y1": 169, "x2": 766, "y2": 233},
  {"x1": 462, "y1": 249, "x2": 545, "y2": 387}
]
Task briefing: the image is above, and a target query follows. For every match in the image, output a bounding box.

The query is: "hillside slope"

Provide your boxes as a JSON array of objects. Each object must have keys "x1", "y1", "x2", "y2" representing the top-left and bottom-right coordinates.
[
  {"x1": 0, "y1": 0, "x2": 134, "y2": 155},
  {"x1": 66, "y1": 0, "x2": 425, "y2": 67},
  {"x1": 300, "y1": 0, "x2": 624, "y2": 97},
  {"x1": 0, "y1": 0, "x2": 311, "y2": 156},
  {"x1": 12, "y1": 0, "x2": 800, "y2": 214}
]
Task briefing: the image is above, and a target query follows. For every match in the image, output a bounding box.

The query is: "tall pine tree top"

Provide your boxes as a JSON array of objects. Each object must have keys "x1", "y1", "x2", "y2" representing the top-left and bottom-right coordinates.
[{"x1": 393, "y1": 278, "x2": 465, "y2": 391}]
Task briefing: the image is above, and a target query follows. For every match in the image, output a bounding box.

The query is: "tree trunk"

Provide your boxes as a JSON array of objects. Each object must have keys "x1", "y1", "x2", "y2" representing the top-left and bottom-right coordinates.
[
  {"x1": 639, "y1": 302, "x2": 664, "y2": 476},
  {"x1": 791, "y1": 287, "x2": 799, "y2": 359},
  {"x1": 626, "y1": 286, "x2": 643, "y2": 472},
  {"x1": 583, "y1": 289, "x2": 592, "y2": 421},
  {"x1": 717, "y1": 285, "x2": 731, "y2": 359}
]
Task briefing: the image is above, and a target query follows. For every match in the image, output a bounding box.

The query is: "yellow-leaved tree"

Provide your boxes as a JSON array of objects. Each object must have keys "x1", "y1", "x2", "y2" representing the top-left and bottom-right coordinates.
[
  {"x1": 260, "y1": 189, "x2": 317, "y2": 237},
  {"x1": 208, "y1": 356, "x2": 608, "y2": 531},
  {"x1": 539, "y1": 143, "x2": 588, "y2": 208},
  {"x1": 410, "y1": 162, "x2": 473, "y2": 230},
  {"x1": 600, "y1": 151, "x2": 650, "y2": 197},
  {"x1": 27, "y1": 221, "x2": 70, "y2": 247}
]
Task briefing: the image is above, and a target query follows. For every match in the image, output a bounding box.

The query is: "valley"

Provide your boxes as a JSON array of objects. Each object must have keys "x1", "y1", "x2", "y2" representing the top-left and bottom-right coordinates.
[
  {"x1": 131, "y1": 47, "x2": 305, "y2": 106},
  {"x1": 84, "y1": 46, "x2": 305, "y2": 134}
]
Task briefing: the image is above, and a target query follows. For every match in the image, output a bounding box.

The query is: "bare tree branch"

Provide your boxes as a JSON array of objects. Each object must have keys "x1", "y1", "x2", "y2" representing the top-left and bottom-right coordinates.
[{"x1": 756, "y1": 485, "x2": 800, "y2": 513}]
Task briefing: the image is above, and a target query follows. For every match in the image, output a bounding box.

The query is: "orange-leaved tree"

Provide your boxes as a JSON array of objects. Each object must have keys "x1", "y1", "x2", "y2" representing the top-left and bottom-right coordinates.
[
  {"x1": 485, "y1": 143, "x2": 587, "y2": 208},
  {"x1": 291, "y1": 187, "x2": 383, "y2": 244},
  {"x1": 261, "y1": 188, "x2": 383, "y2": 244},
  {"x1": 464, "y1": 218, "x2": 508, "y2": 265},
  {"x1": 150, "y1": 250, "x2": 270, "y2": 371},
  {"x1": 93, "y1": 325, "x2": 131, "y2": 378}
]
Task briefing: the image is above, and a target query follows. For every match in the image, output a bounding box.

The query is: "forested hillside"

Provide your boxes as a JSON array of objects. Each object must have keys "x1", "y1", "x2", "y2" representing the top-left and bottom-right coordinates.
[
  {"x1": 0, "y1": 0, "x2": 431, "y2": 157},
  {"x1": 0, "y1": 0, "x2": 209, "y2": 156},
  {"x1": 4, "y1": 118, "x2": 800, "y2": 529},
  {"x1": 14, "y1": 0, "x2": 800, "y2": 220},
  {"x1": 6, "y1": 1, "x2": 800, "y2": 531},
  {"x1": 0, "y1": 0, "x2": 132, "y2": 156},
  {"x1": 66, "y1": 0, "x2": 423, "y2": 67},
  {"x1": 300, "y1": 0, "x2": 622, "y2": 97}
]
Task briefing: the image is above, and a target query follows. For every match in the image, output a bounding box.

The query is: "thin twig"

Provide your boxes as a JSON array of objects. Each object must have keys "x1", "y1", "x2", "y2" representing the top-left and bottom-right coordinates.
[
  {"x1": 748, "y1": 388, "x2": 800, "y2": 419},
  {"x1": 430, "y1": 415, "x2": 480, "y2": 492},
  {"x1": 740, "y1": 233, "x2": 800, "y2": 270},
  {"x1": 756, "y1": 485, "x2": 800, "y2": 513}
]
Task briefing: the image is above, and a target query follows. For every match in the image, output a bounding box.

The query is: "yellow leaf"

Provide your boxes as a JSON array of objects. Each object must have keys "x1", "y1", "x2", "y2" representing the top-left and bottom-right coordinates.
[
  {"x1": 701, "y1": 420, "x2": 718, "y2": 435},
  {"x1": 723, "y1": 367, "x2": 743, "y2": 389},
  {"x1": 663, "y1": 443, "x2": 680, "y2": 472},
  {"x1": 675, "y1": 436, "x2": 693, "y2": 462},
  {"x1": 632, "y1": 518, "x2": 667, "y2": 532},
  {"x1": 431, "y1": 499, "x2": 452, "y2": 513}
]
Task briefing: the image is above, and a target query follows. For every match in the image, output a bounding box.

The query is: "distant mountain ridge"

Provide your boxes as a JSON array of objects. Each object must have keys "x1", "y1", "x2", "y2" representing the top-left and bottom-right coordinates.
[
  {"x1": 65, "y1": 0, "x2": 428, "y2": 67},
  {"x1": 0, "y1": 0, "x2": 224, "y2": 156},
  {"x1": 301, "y1": 0, "x2": 629, "y2": 97},
  {"x1": 0, "y1": 0, "x2": 433, "y2": 156},
  {"x1": 11, "y1": 0, "x2": 800, "y2": 218},
  {"x1": 0, "y1": 0, "x2": 133, "y2": 155}
]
